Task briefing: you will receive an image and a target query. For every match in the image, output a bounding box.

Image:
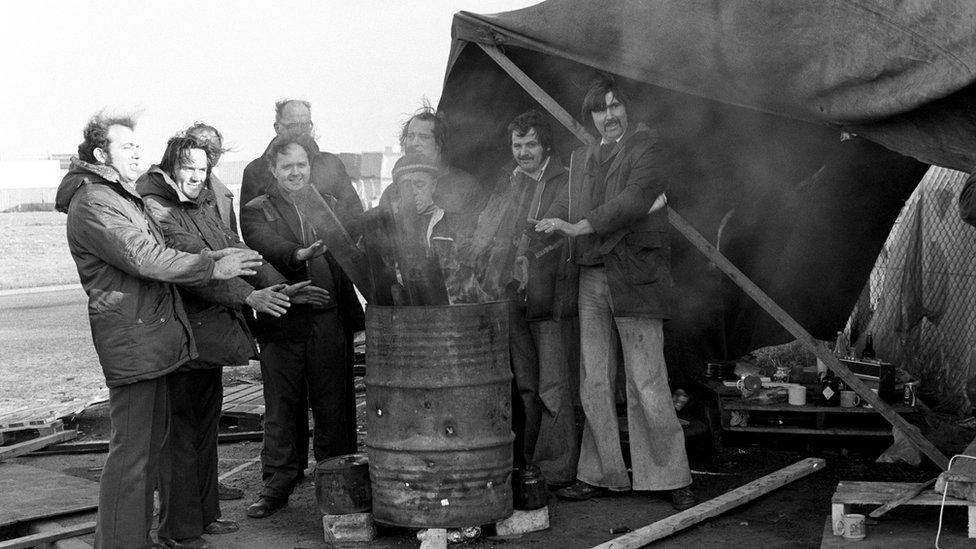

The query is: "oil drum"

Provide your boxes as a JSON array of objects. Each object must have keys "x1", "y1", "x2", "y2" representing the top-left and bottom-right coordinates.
[{"x1": 365, "y1": 301, "x2": 514, "y2": 527}]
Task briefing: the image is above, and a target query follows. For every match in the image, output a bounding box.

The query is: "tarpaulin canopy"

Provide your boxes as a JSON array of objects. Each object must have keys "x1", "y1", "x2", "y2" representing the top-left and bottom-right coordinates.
[{"x1": 436, "y1": 0, "x2": 976, "y2": 373}]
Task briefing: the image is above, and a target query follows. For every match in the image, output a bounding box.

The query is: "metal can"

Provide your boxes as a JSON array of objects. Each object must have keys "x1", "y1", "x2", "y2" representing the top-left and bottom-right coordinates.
[{"x1": 904, "y1": 381, "x2": 918, "y2": 406}]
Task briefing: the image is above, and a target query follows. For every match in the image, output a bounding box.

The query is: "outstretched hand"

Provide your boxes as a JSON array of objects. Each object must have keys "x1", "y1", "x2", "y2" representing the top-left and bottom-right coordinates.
[
  {"x1": 245, "y1": 284, "x2": 291, "y2": 317},
  {"x1": 209, "y1": 248, "x2": 263, "y2": 280},
  {"x1": 293, "y1": 240, "x2": 325, "y2": 262},
  {"x1": 286, "y1": 281, "x2": 332, "y2": 307}
]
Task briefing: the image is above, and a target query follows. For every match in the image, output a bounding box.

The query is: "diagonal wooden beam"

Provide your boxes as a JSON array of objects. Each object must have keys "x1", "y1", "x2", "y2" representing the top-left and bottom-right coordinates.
[
  {"x1": 473, "y1": 40, "x2": 950, "y2": 471},
  {"x1": 476, "y1": 43, "x2": 596, "y2": 146}
]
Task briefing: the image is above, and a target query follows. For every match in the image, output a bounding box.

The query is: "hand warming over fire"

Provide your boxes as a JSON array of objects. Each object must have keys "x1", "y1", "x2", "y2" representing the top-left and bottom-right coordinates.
[
  {"x1": 535, "y1": 217, "x2": 593, "y2": 237},
  {"x1": 293, "y1": 239, "x2": 324, "y2": 262}
]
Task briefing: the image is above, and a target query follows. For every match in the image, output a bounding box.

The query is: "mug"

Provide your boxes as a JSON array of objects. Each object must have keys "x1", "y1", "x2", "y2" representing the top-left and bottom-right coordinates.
[
  {"x1": 837, "y1": 513, "x2": 866, "y2": 540},
  {"x1": 839, "y1": 390, "x2": 861, "y2": 408},
  {"x1": 787, "y1": 384, "x2": 806, "y2": 406}
]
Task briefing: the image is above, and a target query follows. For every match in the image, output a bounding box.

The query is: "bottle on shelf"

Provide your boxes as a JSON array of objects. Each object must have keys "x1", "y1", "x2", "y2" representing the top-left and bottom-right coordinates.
[
  {"x1": 862, "y1": 332, "x2": 876, "y2": 360},
  {"x1": 820, "y1": 371, "x2": 840, "y2": 406}
]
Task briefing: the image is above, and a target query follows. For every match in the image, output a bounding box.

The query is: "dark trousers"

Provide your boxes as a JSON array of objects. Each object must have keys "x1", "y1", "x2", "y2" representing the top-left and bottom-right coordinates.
[
  {"x1": 259, "y1": 309, "x2": 355, "y2": 499},
  {"x1": 158, "y1": 368, "x2": 222, "y2": 540},
  {"x1": 94, "y1": 377, "x2": 168, "y2": 549}
]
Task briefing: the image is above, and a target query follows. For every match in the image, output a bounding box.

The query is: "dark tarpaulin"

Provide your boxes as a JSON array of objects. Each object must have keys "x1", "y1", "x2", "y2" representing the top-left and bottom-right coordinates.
[{"x1": 435, "y1": 0, "x2": 965, "y2": 375}]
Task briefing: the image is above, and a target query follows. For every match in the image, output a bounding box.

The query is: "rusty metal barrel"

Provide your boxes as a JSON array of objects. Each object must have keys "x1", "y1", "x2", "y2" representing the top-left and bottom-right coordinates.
[{"x1": 365, "y1": 301, "x2": 514, "y2": 528}]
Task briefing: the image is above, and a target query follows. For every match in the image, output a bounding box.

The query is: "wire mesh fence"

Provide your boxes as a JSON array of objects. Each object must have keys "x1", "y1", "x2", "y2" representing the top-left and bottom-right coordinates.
[{"x1": 847, "y1": 166, "x2": 976, "y2": 414}]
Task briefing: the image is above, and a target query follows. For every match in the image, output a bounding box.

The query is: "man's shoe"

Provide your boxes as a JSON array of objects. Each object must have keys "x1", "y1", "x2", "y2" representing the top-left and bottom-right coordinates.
[
  {"x1": 555, "y1": 480, "x2": 608, "y2": 501},
  {"x1": 246, "y1": 496, "x2": 287, "y2": 518},
  {"x1": 204, "y1": 519, "x2": 239, "y2": 534},
  {"x1": 671, "y1": 485, "x2": 698, "y2": 511},
  {"x1": 218, "y1": 482, "x2": 244, "y2": 500},
  {"x1": 157, "y1": 536, "x2": 212, "y2": 549}
]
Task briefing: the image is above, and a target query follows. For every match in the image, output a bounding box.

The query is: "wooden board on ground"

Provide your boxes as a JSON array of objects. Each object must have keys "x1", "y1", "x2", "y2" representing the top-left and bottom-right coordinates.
[
  {"x1": 0, "y1": 521, "x2": 95, "y2": 549},
  {"x1": 0, "y1": 463, "x2": 99, "y2": 528},
  {"x1": 0, "y1": 430, "x2": 78, "y2": 461},
  {"x1": 593, "y1": 457, "x2": 826, "y2": 548}
]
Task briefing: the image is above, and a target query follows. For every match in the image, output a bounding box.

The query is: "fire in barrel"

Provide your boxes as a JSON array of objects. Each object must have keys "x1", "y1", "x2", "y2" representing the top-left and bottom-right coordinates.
[{"x1": 365, "y1": 301, "x2": 514, "y2": 528}]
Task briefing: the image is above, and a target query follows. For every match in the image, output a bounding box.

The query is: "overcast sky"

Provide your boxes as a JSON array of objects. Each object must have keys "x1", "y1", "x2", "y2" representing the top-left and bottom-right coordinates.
[{"x1": 0, "y1": 1, "x2": 537, "y2": 164}]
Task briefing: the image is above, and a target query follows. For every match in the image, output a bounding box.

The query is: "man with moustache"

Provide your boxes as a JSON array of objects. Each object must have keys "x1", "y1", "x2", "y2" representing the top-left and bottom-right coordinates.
[
  {"x1": 468, "y1": 110, "x2": 578, "y2": 487},
  {"x1": 240, "y1": 131, "x2": 364, "y2": 518},
  {"x1": 55, "y1": 111, "x2": 262, "y2": 549},
  {"x1": 137, "y1": 135, "x2": 330, "y2": 548},
  {"x1": 536, "y1": 76, "x2": 696, "y2": 510},
  {"x1": 241, "y1": 99, "x2": 363, "y2": 240}
]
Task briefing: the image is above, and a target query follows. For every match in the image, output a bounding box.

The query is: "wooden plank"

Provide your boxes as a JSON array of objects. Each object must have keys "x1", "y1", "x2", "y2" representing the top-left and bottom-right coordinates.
[
  {"x1": 0, "y1": 521, "x2": 95, "y2": 549},
  {"x1": 723, "y1": 401, "x2": 916, "y2": 414},
  {"x1": 222, "y1": 384, "x2": 263, "y2": 406},
  {"x1": 0, "y1": 430, "x2": 77, "y2": 461},
  {"x1": 477, "y1": 43, "x2": 596, "y2": 147},
  {"x1": 592, "y1": 457, "x2": 826, "y2": 548},
  {"x1": 666, "y1": 208, "x2": 950, "y2": 471},
  {"x1": 833, "y1": 481, "x2": 974, "y2": 507},
  {"x1": 727, "y1": 426, "x2": 891, "y2": 437},
  {"x1": 0, "y1": 464, "x2": 99, "y2": 528},
  {"x1": 221, "y1": 383, "x2": 259, "y2": 402},
  {"x1": 869, "y1": 478, "x2": 937, "y2": 518},
  {"x1": 25, "y1": 515, "x2": 95, "y2": 549},
  {"x1": 36, "y1": 430, "x2": 266, "y2": 455}
]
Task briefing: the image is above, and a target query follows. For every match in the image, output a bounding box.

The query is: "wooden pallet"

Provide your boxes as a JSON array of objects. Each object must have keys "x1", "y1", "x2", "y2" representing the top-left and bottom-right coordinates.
[
  {"x1": 0, "y1": 421, "x2": 79, "y2": 461},
  {"x1": 832, "y1": 481, "x2": 976, "y2": 538},
  {"x1": 221, "y1": 383, "x2": 265, "y2": 430}
]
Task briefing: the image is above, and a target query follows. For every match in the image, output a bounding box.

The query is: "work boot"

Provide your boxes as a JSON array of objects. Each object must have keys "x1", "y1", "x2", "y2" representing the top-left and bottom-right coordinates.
[
  {"x1": 157, "y1": 536, "x2": 212, "y2": 549},
  {"x1": 671, "y1": 485, "x2": 698, "y2": 511},
  {"x1": 555, "y1": 480, "x2": 608, "y2": 501},
  {"x1": 246, "y1": 496, "x2": 287, "y2": 518},
  {"x1": 204, "y1": 519, "x2": 239, "y2": 534}
]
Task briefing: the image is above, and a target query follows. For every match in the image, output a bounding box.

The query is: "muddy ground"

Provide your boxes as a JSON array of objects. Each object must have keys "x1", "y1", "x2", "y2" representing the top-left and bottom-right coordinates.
[{"x1": 6, "y1": 371, "x2": 973, "y2": 549}]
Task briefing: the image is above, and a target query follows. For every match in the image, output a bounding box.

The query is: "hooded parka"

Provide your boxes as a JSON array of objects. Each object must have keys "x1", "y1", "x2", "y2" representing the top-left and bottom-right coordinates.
[{"x1": 55, "y1": 159, "x2": 215, "y2": 387}]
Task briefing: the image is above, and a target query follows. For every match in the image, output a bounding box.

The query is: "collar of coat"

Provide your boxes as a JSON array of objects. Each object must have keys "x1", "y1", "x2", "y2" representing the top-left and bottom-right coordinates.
[
  {"x1": 142, "y1": 165, "x2": 213, "y2": 206},
  {"x1": 587, "y1": 122, "x2": 652, "y2": 163},
  {"x1": 55, "y1": 157, "x2": 141, "y2": 213}
]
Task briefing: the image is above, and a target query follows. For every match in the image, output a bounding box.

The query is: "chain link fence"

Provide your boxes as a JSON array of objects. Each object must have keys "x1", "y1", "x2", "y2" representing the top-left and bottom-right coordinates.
[{"x1": 847, "y1": 166, "x2": 976, "y2": 414}]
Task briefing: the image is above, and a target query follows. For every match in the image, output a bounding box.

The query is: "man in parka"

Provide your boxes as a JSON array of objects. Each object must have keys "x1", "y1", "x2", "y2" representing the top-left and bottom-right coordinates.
[
  {"x1": 137, "y1": 134, "x2": 331, "y2": 548},
  {"x1": 240, "y1": 131, "x2": 365, "y2": 518},
  {"x1": 468, "y1": 110, "x2": 578, "y2": 486},
  {"x1": 55, "y1": 110, "x2": 262, "y2": 549},
  {"x1": 536, "y1": 76, "x2": 696, "y2": 510}
]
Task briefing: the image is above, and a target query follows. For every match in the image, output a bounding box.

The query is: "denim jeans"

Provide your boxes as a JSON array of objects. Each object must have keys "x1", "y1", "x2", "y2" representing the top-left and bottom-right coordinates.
[
  {"x1": 576, "y1": 266, "x2": 691, "y2": 491},
  {"x1": 510, "y1": 306, "x2": 580, "y2": 484}
]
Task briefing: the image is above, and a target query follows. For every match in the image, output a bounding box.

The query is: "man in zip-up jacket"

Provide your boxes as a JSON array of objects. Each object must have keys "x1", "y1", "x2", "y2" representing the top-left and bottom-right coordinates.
[
  {"x1": 137, "y1": 134, "x2": 330, "y2": 548},
  {"x1": 55, "y1": 111, "x2": 262, "y2": 549},
  {"x1": 240, "y1": 131, "x2": 364, "y2": 519}
]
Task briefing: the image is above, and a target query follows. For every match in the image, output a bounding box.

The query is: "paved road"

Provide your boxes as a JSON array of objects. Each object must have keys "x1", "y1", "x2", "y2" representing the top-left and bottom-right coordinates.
[{"x1": 0, "y1": 287, "x2": 104, "y2": 414}]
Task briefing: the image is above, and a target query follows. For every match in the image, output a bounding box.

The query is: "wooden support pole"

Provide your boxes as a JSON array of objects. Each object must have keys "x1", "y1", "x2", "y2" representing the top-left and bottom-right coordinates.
[
  {"x1": 476, "y1": 43, "x2": 596, "y2": 147},
  {"x1": 593, "y1": 458, "x2": 826, "y2": 548},
  {"x1": 666, "y1": 209, "x2": 949, "y2": 471},
  {"x1": 472, "y1": 39, "x2": 951, "y2": 471}
]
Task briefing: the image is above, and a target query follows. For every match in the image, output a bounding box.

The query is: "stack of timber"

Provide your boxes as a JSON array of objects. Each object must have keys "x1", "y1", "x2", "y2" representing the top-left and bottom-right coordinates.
[{"x1": 220, "y1": 382, "x2": 266, "y2": 431}]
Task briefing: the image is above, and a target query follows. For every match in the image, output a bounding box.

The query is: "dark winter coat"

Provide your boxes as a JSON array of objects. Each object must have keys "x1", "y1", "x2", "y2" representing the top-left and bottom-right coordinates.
[
  {"x1": 136, "y1": 166, "x2": 287, "y2": 369},
  {"x1": 561, "y1": 123, "x2": 674, "y2": 319},
  {"x1": 241, "y1": 183, "x2": 365, "y2": 343},
  {"x1": 960, "y1": 173, "x2": 976, "y2": 228},
  {"x1": 55, "y1": 159, "x2": 215, "y2": 387},
  {"x1": 471, "y1": 159, "x2": 576, "y2": 320}
]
